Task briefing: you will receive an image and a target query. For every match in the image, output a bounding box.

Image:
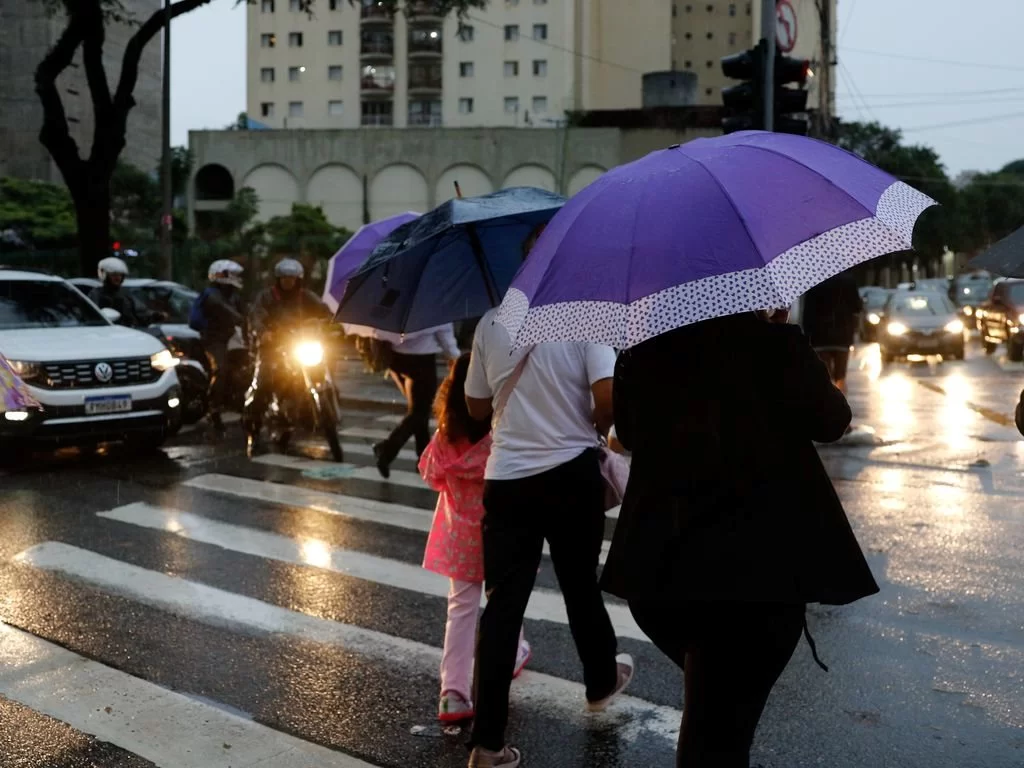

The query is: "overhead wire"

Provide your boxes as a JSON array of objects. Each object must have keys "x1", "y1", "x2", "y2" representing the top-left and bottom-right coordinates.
[{"x1": 841, "y1": 47, "x2": 1024, "y2": 73}]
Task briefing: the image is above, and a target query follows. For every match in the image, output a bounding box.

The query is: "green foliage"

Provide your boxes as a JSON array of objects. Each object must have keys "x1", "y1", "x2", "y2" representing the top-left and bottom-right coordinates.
[
  {"x1": 0, "y1": 177, "x2": 77, "y2": 249},
  {"x1": 263, "y1": 203, "x2": 351, "y2": 259},
  {"x1": 956, "y1": 172, "x2": 1024, "y2": 253}
]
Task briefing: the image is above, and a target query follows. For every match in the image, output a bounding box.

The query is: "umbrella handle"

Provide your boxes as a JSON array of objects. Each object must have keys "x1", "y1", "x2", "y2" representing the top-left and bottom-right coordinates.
[{"x1": 454, "y1": 180, "x2": 463, "y2": 199}]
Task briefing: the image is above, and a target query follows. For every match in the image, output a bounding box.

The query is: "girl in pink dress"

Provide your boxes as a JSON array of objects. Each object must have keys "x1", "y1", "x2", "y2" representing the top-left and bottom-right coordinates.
[{"x1": 420, "y1": 353, "x2": 531, "y2": 723}]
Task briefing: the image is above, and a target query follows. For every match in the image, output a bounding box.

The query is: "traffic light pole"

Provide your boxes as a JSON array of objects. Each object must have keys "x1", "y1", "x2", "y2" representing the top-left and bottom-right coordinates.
[{"x1": 761, "y1": 0, "x2": 776, "y2": 131}]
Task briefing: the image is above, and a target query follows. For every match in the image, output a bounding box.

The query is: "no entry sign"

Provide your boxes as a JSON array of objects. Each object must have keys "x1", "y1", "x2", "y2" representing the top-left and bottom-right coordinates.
[{"x1": 776, "y1": 0, "x2": 798, "y2": 53}]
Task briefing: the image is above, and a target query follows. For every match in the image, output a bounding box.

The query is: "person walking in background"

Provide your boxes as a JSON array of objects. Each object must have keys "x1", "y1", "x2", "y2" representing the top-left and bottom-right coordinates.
[
  {"x1": 603, "y1": 309, "x2": 880, "y2": 768},
  {"x1": 801, "y1": 270, "x2": 863, "y2": 396},
  {"x1": 373, "y1": 323, "x2": 460, "y2": 478},
  {"x1": 419, "y1": 354, "x2": 531, "y2": 725}
]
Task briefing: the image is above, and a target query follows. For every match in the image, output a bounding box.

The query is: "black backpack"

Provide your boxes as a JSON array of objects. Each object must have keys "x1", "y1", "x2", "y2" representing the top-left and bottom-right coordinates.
[{"x1": 355, "y1": 335, "x2": 393, "y2": 373}]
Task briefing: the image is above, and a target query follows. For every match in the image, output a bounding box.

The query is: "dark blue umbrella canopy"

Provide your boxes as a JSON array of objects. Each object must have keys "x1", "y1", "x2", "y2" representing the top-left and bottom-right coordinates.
[{"x1": 335, "y1": 187, "x2": 566, "y2": 333}]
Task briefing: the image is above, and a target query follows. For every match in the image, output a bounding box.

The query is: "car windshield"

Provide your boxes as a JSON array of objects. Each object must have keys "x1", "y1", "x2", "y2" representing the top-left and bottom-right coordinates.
[
  {"x1": 953, "y1": 277, "x2": 992, "y2": 304},
  {"x1": 888, "y1": 293, "x2": 955, "y2": 317},
  {"x1": 127, "y1": 285, "x2": 198, "y2": 324},
  {"x1": 0, "y1": 279, "x2": 109, "y2": 330}
]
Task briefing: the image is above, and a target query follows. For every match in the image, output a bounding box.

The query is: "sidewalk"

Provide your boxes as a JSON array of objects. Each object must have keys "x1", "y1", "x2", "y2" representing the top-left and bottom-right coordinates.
[{"x1": 333, "y1": 343, "x2": 452, "y2": 413}]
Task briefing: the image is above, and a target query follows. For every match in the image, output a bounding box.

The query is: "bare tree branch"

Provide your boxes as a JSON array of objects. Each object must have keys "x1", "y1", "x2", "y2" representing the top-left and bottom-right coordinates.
[
  {"x1": 81, "y1": 2, "x2": 114, "y2": 164},
  {"x1": 34, "y1": 15, "x2": 85, "y2": 189}
]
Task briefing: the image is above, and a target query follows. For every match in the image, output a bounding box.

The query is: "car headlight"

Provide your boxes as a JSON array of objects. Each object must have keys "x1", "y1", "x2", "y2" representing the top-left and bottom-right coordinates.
[
  {"x1": 294, "y1": 340, "x2": 324, "y2": 367},
  {"x1": 963, "y1": 306, "x2": 973, "y2": 317},
  {"x1": 6, "y1": 360, "x2": 41, "y2": 380},
  {"x1": 1018, "y1": 313, "x2": 1024, "y2": 326},
  {"x1": 944, "y1": 319, "x2": 964, "y2": 334},
  {"x1": 887, "y1": 322, "x2": 908, "y2": 336},
  {"x1": 150, "y1": 349, "x2": 180, "y2": 371},
  {"x1": 868, "y1": 313, "x2": 881, "y2": 325}
]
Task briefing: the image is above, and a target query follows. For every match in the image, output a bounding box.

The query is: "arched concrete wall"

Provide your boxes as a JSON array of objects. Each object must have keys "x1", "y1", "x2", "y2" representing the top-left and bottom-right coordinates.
[
  {"x1": 435, "y1": 164, "x2": 493, "y2": 203},
  {"x1": 194, "y1": 163, "x2": 235, "y2": 201},
  {"x1": 370, "y1": 164, "x2": 429, "y2": 220},
  {"x1": 567, "y1": 165, "x2": 606, "y2": 197},
  {"x1": 502, "y1": 164, "x2": 556, "y2": 192},
  {"x1": 306, "y1": 164, "x2": 363, "y2": 231},
  {"x1": 241, "y1": 163, "x2": 300, "y2": 221}
]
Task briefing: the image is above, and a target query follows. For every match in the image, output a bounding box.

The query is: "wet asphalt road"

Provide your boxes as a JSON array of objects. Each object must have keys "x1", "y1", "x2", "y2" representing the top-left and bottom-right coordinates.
[{"x1": 1, "y1": 339, "x2": 1023, "y2": 768}]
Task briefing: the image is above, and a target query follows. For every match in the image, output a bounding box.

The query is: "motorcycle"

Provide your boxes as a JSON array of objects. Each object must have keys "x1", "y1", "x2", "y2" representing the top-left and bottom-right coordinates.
[{"x1": 244, "y1": 322, "x2": 344, "y2": 462}]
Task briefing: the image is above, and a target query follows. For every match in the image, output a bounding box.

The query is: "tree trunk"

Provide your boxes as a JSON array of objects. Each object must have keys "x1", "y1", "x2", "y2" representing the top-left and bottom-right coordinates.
[{"x1": 75, "y1": 177, "x2": 112, "y2": 276}]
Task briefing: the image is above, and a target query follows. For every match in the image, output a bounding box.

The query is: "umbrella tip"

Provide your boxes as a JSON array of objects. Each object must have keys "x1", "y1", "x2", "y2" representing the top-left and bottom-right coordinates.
[{"x1": 668, "y1": 143, "x2": 681, "y2": 149}]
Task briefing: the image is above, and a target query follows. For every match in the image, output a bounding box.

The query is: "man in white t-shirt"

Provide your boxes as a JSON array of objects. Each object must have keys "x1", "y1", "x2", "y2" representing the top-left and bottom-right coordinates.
[{"x1": 462, "y1": 309, "x2": 635, "y2": 768}]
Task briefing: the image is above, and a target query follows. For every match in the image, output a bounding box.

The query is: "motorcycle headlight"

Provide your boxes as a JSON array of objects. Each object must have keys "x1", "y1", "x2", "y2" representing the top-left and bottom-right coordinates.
[
  {"x1": 963, "y1": 306, "x2": 973, "y2": 317},
  {"x1": 6, "y1": 360, "x2": 41, "y2": 380},
  {"x1": 295, "y1": 340, "x2": 324, "y2": 367},
  {"x1": 887, "y1": 322, "x2": 908, "y2": 336},
  {"x1": 944, "y1": 319, "x2": 964, "y2": 334},
  {"x1": 868, "y1": 313, "x2": 881, "y2": 325},
  {"x1": 150, "y1": 349, "x2": 180, "y2": 371}
]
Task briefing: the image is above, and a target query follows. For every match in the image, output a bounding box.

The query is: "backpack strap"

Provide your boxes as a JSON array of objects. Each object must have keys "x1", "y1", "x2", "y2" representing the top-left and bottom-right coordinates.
[{"x1": 491, "y1": 348, "x2": 532, "y2": 429}]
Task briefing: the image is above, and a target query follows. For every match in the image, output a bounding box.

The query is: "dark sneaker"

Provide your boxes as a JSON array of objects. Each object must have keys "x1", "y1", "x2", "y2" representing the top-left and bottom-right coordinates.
[
  {"x1": 372, "y1": 442, "x2": 391, "y2": 479},
  {"x1": 585, "y1": 653, "x2": 635, "y2": 712}
]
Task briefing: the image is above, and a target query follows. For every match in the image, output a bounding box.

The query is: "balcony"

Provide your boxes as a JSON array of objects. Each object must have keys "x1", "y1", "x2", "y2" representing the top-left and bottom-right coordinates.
[
  {"x1": 408, "y1": 31, "x2": 442, "y2": 58},
  {"x1": 408, "y1": 113, "x2": 443, "y2": 127},
  {"x1": 408, "y1": 77, "x2": 443, "y2": 94},
  {"x1": 360, "y1": 37, "x2": 394, "y2": 61},
  {"x1": 360, "y1": 0, "x2": 391, "y2": 23},
  {"x1": 407, "y1": 1, "x2": 443, "y2": 22},
  {"x1": 361, "y1": 77, "x2": 396, "y2": 96},
  {"x1": 361, "y1": 113, "x2": 394, "y2": 127}
]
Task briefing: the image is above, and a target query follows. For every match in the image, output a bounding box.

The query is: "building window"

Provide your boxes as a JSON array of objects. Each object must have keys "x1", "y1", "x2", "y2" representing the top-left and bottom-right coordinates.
[
  {"x1": 504, "y1": 24, "x2": 520, "y2": 41},
  {"x1": 506, "y1": 0, "x2": 519, "y2": 5},
  {"x1": 706, "y1": 88, "x2": 713, "y2": 95},
  {"x1": 746, "y1": 1, "x2": 751, "y2": 13},
  {"x1": 534, "y1": 0, "x2": 548, "y2": 4},
  {"x1": 288, "y1": 32, "x2": 303, "y2": 47},
  {"x1": 531, "y1": 96, "x2": 547, "y2": 113},
  {"x1": 261, "y1": 0, "x2": 274, "y2": 12},
  {"x1": 260, "y1": 33, "x2": 276, "y2": 48},
  {"x1": 504, "y1": 61, "x2": 519, "y2": 77},
  {"x1": 684, "y1": 60, "x2": 692, "y2": 68},
  {"x1": 328, "y1": 100, "x2": 344, "y2": 116},
  {"x1": 532, "y1": 24, "x2": 548, "y2": 40},
  {"x1": 459, "y1": 24, "x2": 475, "y2": 42},
  {"x1": 533, "y1": 59, "x2": 547, "y2": 76},
  {"x1": 289, "y1": 65, "x2": 304, "y2": 82},
  {"x1": 260, "y1": 67, "x2": 275, "y2": 83},
  {"x1": 729, "y1": 32, "x2": 736, "y2": 45},
  {"x1": 685, "y1": 32, "x2": 692, "y2": 39},
  {"x1": 707, "y1": 31, "x2": 713, "y2": 39},
  {"x1": 260, "y1": 102, "x2": 274, "y2": 117},
  {"x1": 289, "y1": 0, "x2": 300, "y2": 10},
  {"x1": 460, "y1": 61, "x2": 474, "y2": 77},
  {"x1": 685, "y1": 3, "x2": 692, "y2": 10},
  {"x1": 409, "y1": 99, "x2": 442, "y2": 126},
  {"x1": 328, "y1": 64, "x2": 343, "y2": 80},
  {"x1": 672, "y1": 3, "x2": 677, "y2": 16},
  {"x1": 504, "y1": 96, "x2": 520, "y2": 113},
  {"x1": 329, "y1": 0, "x2": 341, "y2": 8},
  {"x1": 459, "y1": 97, "x2": 474, "y2": 114},
  {"x1": 706, "y1": 3, "x2": 713, "y2": 10},
  {"x1": 706, "y1": 60, "x2": 713, "y2": 68},
  {"x1": 729, "y1": 2, "x2": 736, "y2": 14},
  {"x1": 328, "y1": 30, "x2": 343, "y2": 46},
  {"x1": 288, "y1": 101, "x2": 304, "y2": 117},
  {"x1": 362, "y1": 100, "x2": 394, "y2": 126}
]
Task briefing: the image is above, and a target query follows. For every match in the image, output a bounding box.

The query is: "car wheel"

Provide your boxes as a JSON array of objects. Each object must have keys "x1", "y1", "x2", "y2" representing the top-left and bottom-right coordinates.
[{"x1": 983, "y1": 339, "x2": 997, "y2": 355}]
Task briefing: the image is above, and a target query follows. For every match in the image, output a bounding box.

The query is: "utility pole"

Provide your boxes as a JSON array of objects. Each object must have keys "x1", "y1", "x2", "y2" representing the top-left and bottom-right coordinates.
[
  {"x1": 760, "y1": 0, "x2": 776, "y2": 131},
  {"x1": 159, "y1": 0, "x2": 173, "y2": 280},
  {"x1": 814, "y1": 0, "x2": 833, "y2": 138}
]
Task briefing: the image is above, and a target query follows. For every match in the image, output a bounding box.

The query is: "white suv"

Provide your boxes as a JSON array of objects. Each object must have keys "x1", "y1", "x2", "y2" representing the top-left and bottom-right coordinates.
[{"x1": 0, "y1": 269, "x2": 182, "y2": 452}]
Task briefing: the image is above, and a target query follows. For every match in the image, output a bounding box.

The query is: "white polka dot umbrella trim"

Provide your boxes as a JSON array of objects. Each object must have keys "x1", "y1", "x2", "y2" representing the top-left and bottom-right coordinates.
[{"x1": 496, "y1": 181, "x2": 935, "y2": 350}]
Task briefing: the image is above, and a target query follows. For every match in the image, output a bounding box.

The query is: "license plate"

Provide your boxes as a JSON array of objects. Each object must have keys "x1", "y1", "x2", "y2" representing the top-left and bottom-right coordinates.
[
  {"x1": 917, "y1": 338, "x2": 939, "y2": 349},
  {"x1": 85, "y1": 395, "x2": 132, "y2": 415}
]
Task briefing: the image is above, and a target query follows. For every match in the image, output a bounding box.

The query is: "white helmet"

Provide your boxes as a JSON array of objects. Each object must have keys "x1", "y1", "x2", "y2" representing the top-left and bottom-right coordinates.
[
  {"x1": 274, "y1": 258, "x2": 304, "y2": 279},
  {"x1": 98, "y1": 256, "x2": 129, "y2": 281},
  {"x1": 208, "y1": 259, "x2": 244, "y2": 288}
]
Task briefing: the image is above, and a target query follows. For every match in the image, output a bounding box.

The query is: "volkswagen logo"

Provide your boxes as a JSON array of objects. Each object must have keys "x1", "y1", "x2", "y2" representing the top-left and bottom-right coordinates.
[{"x1": 94, "y1": 362, "x2": 114, "y2": 383}]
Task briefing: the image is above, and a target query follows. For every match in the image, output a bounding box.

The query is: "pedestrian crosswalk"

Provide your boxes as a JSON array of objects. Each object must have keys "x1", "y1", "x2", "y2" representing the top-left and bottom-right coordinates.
[{"x1": 0, "y1": 413, "x2": 673, "y2": 768}]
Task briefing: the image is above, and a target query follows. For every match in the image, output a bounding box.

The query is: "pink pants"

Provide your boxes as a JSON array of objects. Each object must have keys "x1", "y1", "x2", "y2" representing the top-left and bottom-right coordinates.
[{"x1": 441, "y1": 579, "x2": 527, "y2": 701}]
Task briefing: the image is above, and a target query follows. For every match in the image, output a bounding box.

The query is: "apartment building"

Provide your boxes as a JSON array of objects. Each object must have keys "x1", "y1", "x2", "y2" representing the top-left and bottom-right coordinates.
[
  {"x1": 671, "y1": 0, "x2": 834, "y2": 110},
  {"x1": 245, "y1": 0, "x2": 672, "y2": 130},
  {"x1": 0, "y1": 0, "x2": 161, "y2": 182}
]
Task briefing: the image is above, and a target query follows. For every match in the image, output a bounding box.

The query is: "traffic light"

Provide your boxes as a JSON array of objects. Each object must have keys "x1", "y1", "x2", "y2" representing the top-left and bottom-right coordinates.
[
  {"x1": 774, "y1": 54, "x2": 810, "y2": 135},
  {"x1": 720, "y1": 41, "x2": 766, "y2": 134}
]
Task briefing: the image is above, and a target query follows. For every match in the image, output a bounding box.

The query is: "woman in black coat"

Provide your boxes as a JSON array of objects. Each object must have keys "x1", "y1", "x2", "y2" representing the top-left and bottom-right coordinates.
[{"x1": 601, "y1": 310, "x2": 879, "y2": 768}]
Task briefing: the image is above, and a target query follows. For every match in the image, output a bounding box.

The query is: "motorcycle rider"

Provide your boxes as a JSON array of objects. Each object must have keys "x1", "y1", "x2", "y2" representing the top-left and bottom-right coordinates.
[
  {"x1": 191, "y1": 260, "x2": 246, "y2": 434},
  {"x1": 245, "y1": 258, "x2": 331, "y2": 454},
  {"x1": 89, "y1": 257, "x2": 165, "y2": 327}
]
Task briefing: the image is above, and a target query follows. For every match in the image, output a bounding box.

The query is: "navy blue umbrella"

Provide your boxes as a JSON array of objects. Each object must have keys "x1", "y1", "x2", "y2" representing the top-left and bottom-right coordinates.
[
  {"x1": 335, "y1": 187, "x2": 566, "y2": 334},
  {"x1": 969, "y1": 225, "x2": 1024, "y2": 277}
]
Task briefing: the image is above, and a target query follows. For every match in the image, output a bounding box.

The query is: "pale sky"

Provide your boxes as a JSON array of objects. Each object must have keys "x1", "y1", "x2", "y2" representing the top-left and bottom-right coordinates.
[{"x1": 170, "y1": 0, "x2": 1024, "y2": 176}]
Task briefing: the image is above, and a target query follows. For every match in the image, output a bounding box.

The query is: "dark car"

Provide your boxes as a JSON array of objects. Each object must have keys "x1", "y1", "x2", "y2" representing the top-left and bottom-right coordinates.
[
  {"x1": 858, "y1": 286, "x2": 893, "y2": 342},
  {"x1": 950, "y1": 271, "x2": 994, "y2": 328},
  {"x1": 879, "y1": 290, "x2": 966, "y2": 363},
  {"x1": 978, "y1": 278, "x2": 1024, "y2": 361}
]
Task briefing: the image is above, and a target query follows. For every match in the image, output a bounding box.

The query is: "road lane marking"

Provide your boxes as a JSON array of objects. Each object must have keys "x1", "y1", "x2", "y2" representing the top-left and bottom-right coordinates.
[
  {"x1": 97, "y1": 503, "x2": 640, "y2": 640},
  {"x1": 339, "y1": 426, "x2": 394, "y2": 441},
  {"x1": 915, "y1": 381, "x2": 1016, "y2": 428},
  {"x1": 183, "y1": 474, "x2": 614, "y2": 560},
  {"x1": 336, "y1": 441, "x2": 418, "y2": 462},
  {"x1": 13, "y1": 542, "x2": 677, "y2": 745},
  {"x1": 0, "y1": 622, "x2": 374, "y2": 768},
  {"x1": 251, "y1": 454, "x2": 427, "y2": 489}
]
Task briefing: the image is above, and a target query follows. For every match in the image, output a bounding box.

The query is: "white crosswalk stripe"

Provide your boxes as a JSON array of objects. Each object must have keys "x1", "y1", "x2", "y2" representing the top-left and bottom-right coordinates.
[
  {"x1": 252, "y1": 454, "x2": 428, "y2": 489},
  {"x1": 14, "y1": 542, "x2": 677, "y2": 745}
]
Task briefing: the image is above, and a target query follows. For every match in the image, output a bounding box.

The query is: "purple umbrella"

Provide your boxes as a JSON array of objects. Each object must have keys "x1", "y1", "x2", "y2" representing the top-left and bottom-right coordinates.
[
  {"x1": 496, "y1": 131, "x2": 937, "y2": 349},
  {"x1": 323, "y1": 211, "x2": 419, "y2": 313}
]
